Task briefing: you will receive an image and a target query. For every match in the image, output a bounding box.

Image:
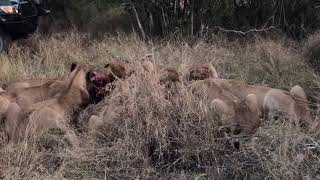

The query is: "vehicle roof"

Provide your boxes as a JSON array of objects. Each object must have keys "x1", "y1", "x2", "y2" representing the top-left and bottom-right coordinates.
[{"x1": 0, "y1": 0, "x2": 24, "y2": 4}]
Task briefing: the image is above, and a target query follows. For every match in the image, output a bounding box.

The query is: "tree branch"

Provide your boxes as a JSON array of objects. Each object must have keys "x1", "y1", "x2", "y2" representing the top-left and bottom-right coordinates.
[{"x1": 214, "y1": 26, "x2": 279, "y2": 35}]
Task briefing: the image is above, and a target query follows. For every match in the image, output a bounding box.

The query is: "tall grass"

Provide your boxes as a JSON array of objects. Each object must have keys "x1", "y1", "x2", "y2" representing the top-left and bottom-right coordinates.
[{"x1": 1, "y1": 31, "x2": 320, "y2": 179}]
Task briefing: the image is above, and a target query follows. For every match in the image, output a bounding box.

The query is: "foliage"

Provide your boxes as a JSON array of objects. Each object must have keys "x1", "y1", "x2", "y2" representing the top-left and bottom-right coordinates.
[{"x1": 39, "y1": 0, "x2": 320, "y2": 39}]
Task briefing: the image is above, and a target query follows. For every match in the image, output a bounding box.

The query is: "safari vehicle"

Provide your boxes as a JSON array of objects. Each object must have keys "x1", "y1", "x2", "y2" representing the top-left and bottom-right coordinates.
[{"x1": 0, "y1": 0, "x2": 49, "y2": 52}]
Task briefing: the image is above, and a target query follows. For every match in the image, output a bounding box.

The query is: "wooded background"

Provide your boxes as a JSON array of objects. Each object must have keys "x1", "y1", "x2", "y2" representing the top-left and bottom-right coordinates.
[{"x1": 40, "y1": 0, "x2": 320, "y2": 39}]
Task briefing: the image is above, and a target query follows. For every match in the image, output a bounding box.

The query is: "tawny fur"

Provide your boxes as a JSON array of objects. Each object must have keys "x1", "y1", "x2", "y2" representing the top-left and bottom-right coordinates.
[
  {"x1": 212, "y1": 78, "x2": 310, "y2": 126},
  {"x1": 187, "y1": 63, "x2": 219, "y2": 81},
  {"x1": 235, "y1": 94, "x2": 261, "y2": 134},
  {"x1": 103, "y1": 62, "x2": 134, "y2": 83},
  {"x1": 88, "y1": 115, "x2": 103, "y2": 131},
  {"x1": 159, "y1": 68, "x2": 180, "y2": 83},
  {"x1": 0, "y1": 96, "x2": 11, "y2": 114},
  {"x1": 189, "y1": 79, "x2": 261, "y2": 135},
  {"x1": 6, "y1": 64, "x2": 92, "y2": 142},
  {"x1": 5, "y1": 79, "x2": 57, "y2": 92},
  {"x1": 0, "y1": 66, "x2": 79, "y2": 117},
  {"x1": 0, "y1": 80, "x2": 64, "y2": 115},
  {"x1": 143, "y1": 61, "x2": 180, "y2": 84},
  {"x1": 290, "y1": 85, "x2": 311, "y2": 125},
  {"x1": 5, "y1": 102, "x2": 23, "y2": 142},
  {"x1": 142, "y1": 61, "x2": 155, "y2": 73}
]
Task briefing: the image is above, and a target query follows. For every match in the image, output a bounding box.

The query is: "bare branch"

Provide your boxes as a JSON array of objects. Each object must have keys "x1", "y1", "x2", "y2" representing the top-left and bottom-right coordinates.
[{"x1": 214, "y1": 26, "x2": 279, "y2": 35}]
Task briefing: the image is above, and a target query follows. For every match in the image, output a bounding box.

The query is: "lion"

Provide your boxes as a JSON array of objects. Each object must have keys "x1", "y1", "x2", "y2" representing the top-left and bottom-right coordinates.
[
  {"x1": 5, "y1": 63, "x2": 94, "y2": 142},
  {"x1": 0, "y1": 80, "x2": 65, "y2": 116},
  {"x1": 103, "y1": 62, "x2": 134, "y2": 83},
  {"x1": 79, "y1": 62, "x2": 134, "y2": 104},
  {"x1": 189, "y1": 79, "x2": 261, "y2": 136},
  {"x1": 26, "y1": 64, "x2": 91, "y2": 139},
  {"x1": 142, "y1": 61, "x2": 182, "y2": 98},
  {"x1": 0, "y1": 95, "x2": 11, "y2": 115},
  {"x1": 212, "y1": 78, "x2": 310, "y2": 127},
  {"x1": 187, "y1": 63, "x2": 219, "y2": 81},
  {"x1": 5, "y1": 79, "x2": 58, "y2": 92},
  {"x1": 0, "y1": 64, "x2": 85, "y2": 116},
  {"x1": 5, "y1": 63, "x2": 81, "y2": 92},
  {"x1": 263, "y1": 86, "x2": 310, "y2": 126},
  {"x1": 142, "y1": 61, "x2": 180, "y2": 84},
  {"x1": 142, "y1": 60, "x2": 155, "y2": 73},
  {"x1": 159, "y1": 68, "x2": 180, "y2": 84},
  {"x1": 2, "y1": 81, "x2": 67, "y2": 142}
]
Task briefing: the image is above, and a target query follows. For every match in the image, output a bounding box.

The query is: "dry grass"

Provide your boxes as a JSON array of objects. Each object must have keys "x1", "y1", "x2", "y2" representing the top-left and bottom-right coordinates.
[
  {"x1": 1, "y1": 31, "x2": 320, "y2": 179},
  {"x1": 303, "y1": 31, "x2": 320, "y2": 73}
]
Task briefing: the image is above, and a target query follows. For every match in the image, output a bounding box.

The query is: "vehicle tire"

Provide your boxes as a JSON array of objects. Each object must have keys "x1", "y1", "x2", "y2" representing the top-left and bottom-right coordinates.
[{"x1": 0, "y1": 30, "x2": 12, "y2": 53}]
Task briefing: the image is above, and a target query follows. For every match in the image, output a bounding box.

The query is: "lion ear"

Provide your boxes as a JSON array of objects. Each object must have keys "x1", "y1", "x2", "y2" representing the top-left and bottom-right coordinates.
[{"x1": 70, "y1": 63, "x2": 78, "y2": 72}]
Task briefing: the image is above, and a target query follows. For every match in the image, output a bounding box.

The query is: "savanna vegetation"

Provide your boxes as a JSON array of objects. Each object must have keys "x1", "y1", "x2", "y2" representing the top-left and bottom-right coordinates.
[{"x1": 0, "y1": 0, "x2": 320, "y2": 179}]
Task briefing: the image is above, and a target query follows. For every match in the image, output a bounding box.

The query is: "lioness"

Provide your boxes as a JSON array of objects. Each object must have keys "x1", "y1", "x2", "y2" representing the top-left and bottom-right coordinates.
[
  {"x1": 5, "y1": 79, "x2": 57, "y2": 92},
  {"x1": 142, "y1": 61, "x2": 180, "y2": 84},
  {"x1": 83, "y1": 62, "x2": 129, "y2": 103},
  {"x1": 5, "y1": 63, "x2": 81, "y2": 92},
  {"x1": 212, "y1": 78, "x2": 310, "y2": 126},
  {"x1": 0, "y1": 80, "x2": 65, "y2": 116},
  {"x1": 0, "y1": 64, "x2": 86, "y2": 116},
  {"x1": 103, "y1": 62, "x2": 134, "y2": 83},
  {"x1": 3, "y1": 80, "x2": 66, "y2": 142},
  {"x1": 189, "y1": 79, "x2": 261, "y2": 135},
  {"x1": 187, "y1": 63, "x2": 219, "y2": 81},
  {"x1": 6, "y1": 63, "x2": 94, "y2": 142},
  {"x1": 26, "y1": 64, "x2": 91, "y2": 140}
]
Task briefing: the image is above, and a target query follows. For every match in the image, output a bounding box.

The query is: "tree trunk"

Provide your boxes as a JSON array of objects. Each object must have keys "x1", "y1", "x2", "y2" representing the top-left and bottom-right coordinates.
[
  {"x1": 161, "y1": 7, "x2": 168, "y2": 36},
  {"x1": 129, "y1": 0, "x2": 146, "y2": 40},
  {"x1": 190, "y1": 0, "x2": 194, "y2": 35}
]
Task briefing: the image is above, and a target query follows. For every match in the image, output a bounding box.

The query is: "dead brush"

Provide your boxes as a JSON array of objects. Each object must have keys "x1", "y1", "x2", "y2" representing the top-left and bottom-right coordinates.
[
  {"x1": 62, "y1": 63, "x2": 247, "y2": 179},
  {"x1": 0, "y1": 122, "x2": 78, "y2": 179},
  {"x1": 303, "y1": 32, "x2": 320, "y2": 73}
]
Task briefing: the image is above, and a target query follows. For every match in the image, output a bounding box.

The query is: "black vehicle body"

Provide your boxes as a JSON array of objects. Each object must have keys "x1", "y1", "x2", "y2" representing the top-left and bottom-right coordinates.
[{"x1": 0, "y1": 0, "x2": 49, "y2": 40}]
